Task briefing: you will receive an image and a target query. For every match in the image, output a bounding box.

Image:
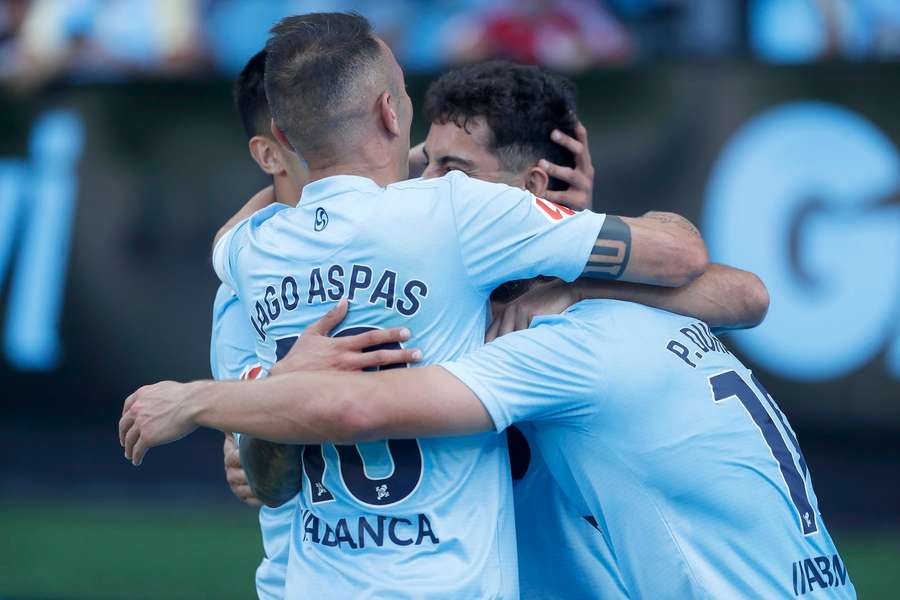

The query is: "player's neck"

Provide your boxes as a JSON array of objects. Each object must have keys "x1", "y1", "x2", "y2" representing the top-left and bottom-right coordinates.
[
  {"x1": 306, "y1": 164, "x2": 403, "y2": 188},
  {"x1": 273, "y1": 173, "x2": 300, "y2": 207},
  {"x1": 304, "y1": 145, "x2": 406, "y2": 188}
]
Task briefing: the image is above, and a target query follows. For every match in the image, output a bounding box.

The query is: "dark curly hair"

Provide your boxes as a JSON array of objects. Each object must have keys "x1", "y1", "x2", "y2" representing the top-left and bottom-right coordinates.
[{"x1": 424, "y1": 61, "x2": 578, "y2": 191}]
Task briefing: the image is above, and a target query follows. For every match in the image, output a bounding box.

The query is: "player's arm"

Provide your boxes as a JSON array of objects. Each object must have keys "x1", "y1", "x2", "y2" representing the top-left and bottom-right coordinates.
[
  {"x1": 119, "y1": 323, "x2": 596, "y2": 464},
  {"x1": 583, "y1": 211, "x2": 708, "y2": 288},
  {"x1": 450, "y1": 173, "x2": 707, "y2": 297},
  {"x1": 578, "y1": 262, "x2": 769, "y2": 329},
  {"x1": 233, "y1": 301, "x2": 419, "y2": 506},
  {"x1": 119, "y1": 366, "x2": 491, "y2": 464},
  {"x1": 488, "y1": 263, "x2": 769, "y2": 339},
  {"x1": 535, "y1": 122, "x2": 708, "y2": 286},
  {"x1": 212, "y1": 185, "x2": 276, "y2": 250},
  {"x1": 239, "y1": 435, "x2": 302, "y2": 507}
]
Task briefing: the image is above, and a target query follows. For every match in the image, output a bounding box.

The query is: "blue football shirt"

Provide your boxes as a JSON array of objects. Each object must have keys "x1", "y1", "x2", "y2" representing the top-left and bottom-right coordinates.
[
  {"x1": 513, "y1": 427, "x2": 630, "y2": 600},
  {"x1": 443, "y1": 300, "x2": 855, "y2": 599},
  {"x1": 210, "y1": 283, "x2": 295, "y2": 600},
  {"x1": 212, "y1": 172, "x2": 607, "y2": 598}
]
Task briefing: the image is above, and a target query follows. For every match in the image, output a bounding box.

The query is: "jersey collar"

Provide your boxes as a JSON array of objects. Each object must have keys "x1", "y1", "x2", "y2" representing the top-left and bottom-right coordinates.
[{"x1": 300, "y1": 175, "x2": 383, "y2": 204}]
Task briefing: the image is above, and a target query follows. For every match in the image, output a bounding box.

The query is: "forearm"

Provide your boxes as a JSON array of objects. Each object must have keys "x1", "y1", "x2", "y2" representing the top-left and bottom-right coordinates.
[
  {"x1": 186, "y1": 367, "x2": 489, "y2": 444},
  {"x1": 238, "y1": 435, "x2": 302, "y2": 508},
  {"x1": 582, "y1": 213, "x2": 708, "y2": 288},
  {"x1": 212, "y1": 185, "x2": 276, "y2": 249},
  {"x1": 574, "y1": 263, "x2": 769, "y2": 329},
  {"x1": 188, "y1": 375, "x2": 366, "y2": 445}
]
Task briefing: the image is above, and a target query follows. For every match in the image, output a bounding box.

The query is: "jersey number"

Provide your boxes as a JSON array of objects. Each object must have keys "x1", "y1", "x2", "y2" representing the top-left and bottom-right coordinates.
[
  {"x1": 709, "y1": 370, "x2": 818, "y2": 535},
  {"x1": 276, "y1": 327, "x2": 424, "y2": 507}
]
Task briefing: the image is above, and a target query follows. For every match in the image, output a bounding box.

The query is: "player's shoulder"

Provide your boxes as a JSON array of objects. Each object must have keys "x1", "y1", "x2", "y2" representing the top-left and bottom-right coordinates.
[
  {"x1": 442, "y1": 169, "x2": 523, "y2": 198},
  {"x1": 387, "y1": 175, "x2": 446, "y2": 193},
  {"x1": 569, "y1": 299, "x2": 695, "y2": 325},
  {"x1": 560, "y1": 299, "x2": 703, "y2": 352},
  {"x1": 248, "y1": 201, "x2": 292, "y2": 227},
  {"x1": 224, "y1": 202, "x2": 293, "y2": 246}
]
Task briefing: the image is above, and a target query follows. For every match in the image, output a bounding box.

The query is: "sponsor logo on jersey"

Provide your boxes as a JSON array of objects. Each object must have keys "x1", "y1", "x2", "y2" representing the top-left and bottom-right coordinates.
[
  {"x1": 299, "y1": 508, "x2": 440, "y2": 550},
  {"x1": 791, "y1": 553, "x2": 849, "y2": 596},
  {"x1": 533, "y1": 196, "x2": 575, "y2": 223}
]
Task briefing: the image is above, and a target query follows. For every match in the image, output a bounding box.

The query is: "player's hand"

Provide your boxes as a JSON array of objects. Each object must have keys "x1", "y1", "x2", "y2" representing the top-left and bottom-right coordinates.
[
  {"x1": 538, "y1": 121, "x2": 595, "y2": 211},
  {"x1": 486, "y1": 279, "x2": 579, "y2": 342},
  {"x1": 270, "y1": 299, "x2": 422, "y2": 375},
  {"x1": 408, "y1": 142, "x2": 427, "y2": 179},
  {"x1": 224, "y1": 433, "x2": 262, "y2": 507},
  {"x1": 119, "y1": 380, "x2": 201, "y2": 466}
]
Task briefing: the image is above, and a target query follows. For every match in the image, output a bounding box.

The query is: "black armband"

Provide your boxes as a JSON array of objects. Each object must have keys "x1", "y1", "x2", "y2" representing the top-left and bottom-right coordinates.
[{"x1": 583, "y1": 215, "x2": 631, "y2": 279}]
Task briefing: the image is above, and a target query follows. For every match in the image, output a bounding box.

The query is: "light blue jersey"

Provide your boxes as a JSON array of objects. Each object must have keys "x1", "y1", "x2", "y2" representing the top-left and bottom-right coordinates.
[
  {"x1": 211, "y1": 283, "x2": 294, "y2": 600},
  {"x1": 512, "y1": 428, "x2": 630, "y2": 600},
  {"x1": 444, "y1": 300, "x2": 855, "y2": 599},
  {"x1": 210, "y1": 284, "x2": 259, "y2": 382},
  {"x1": 212, "y1": 171, "x2": 607, "y2": 599}
]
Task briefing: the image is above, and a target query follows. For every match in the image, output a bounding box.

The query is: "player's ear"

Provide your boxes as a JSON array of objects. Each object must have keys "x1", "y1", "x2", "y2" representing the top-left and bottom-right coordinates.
[
  {"x1": 271, "y1": 119, "x2": 295, "y2": 152},
  {"x1": 248, "y1": 136, "x2": 285, "y2": 176},
  {"x1": 524, "y1": 165, "x2": 551, "y2": 197},
  {"x1": 378, "y1": 90, "x2": 400, "y2": 137}
]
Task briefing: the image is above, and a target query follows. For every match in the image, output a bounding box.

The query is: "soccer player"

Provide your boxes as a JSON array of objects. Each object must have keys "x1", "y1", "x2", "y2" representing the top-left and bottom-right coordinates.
[
  {"x1": 220, "y1": 54, "x2": 769, "y2": 594},
  {"x1": 219, "y1": 57, "x2": 768, "y2": 598},
  {"x1": 189, "y1": 12, "x2": 707, "y2": 598},
  {"x1": 211, "y1": 48, "x2": 309, "y2": 599},
  {"x1": 414, "y1": 60, "x2": 769, "y2": 599},
  {"x1": 217, "y1": 47, "x2": 426, "y2": 600},
  {"x1": 122, "y1": 293, "x2": 855, "y2": 598}
]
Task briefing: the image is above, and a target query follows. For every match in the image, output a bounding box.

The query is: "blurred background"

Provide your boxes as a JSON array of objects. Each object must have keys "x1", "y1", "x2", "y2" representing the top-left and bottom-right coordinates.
[{"x1": 1, "y1": 0, "x2": 898, "y2": 598}]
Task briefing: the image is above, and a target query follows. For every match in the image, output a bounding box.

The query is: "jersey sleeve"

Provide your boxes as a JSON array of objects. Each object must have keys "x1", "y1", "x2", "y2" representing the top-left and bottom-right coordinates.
[
  {"x1": 210, "y1": 285, "x2": 261, "y2": 381},
  {"x1": 440, "y1": 316, "x2": 604, "y2": 431},
  {"x1": 447, "y1": 171, "x2": 607, "y2": 293},
  {"x1": 212, "y1": 202, "x2": 289, "y2": 289},
  {"x1": 212, "y1": 223, "x2": 242, "y2": 290}
]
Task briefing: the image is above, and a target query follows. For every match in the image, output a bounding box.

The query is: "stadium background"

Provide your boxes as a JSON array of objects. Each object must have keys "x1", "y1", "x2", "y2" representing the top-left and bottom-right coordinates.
[{"x1": 1, "y1": 1, "x2": 899, "y2": 598}]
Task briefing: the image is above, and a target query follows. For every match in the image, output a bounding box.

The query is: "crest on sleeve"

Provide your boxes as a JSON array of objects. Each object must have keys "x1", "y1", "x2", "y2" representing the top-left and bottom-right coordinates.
[{"x1": 533, "y1": 196, "x2": 575, "y2": 223}]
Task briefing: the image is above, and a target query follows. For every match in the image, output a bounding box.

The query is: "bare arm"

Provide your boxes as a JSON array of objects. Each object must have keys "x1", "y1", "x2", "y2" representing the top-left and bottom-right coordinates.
[
  {"x1": 230, "y1": 300, "x2": 419, "y2": 503},
  {"x1": 119, "y1": 366, "x2": 491, "y2": 465},
  {"x1": 535, "y1": 122, "x2": 707, "y2": 286},
  {"x1": 584, "y1": 212, "x2": 709, "y2": 288},
  {"x1": 196, "y1": 367, "x2": 490, "y2": 445},
  {"x1": 212, "y1": 185, "x2": 276, "y2": 249},
  {"x1": 576, "y1": 263, "x2": 768, "y2": 329},
  {"x1": 488, "y1": 264, "x2": 768, "y2": 340}
]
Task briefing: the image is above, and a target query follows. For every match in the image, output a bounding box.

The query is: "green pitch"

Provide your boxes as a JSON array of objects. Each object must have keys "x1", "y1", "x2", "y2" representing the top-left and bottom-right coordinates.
[{"x1": 0, "y1": 501, "x2": 896, "y2": 599}]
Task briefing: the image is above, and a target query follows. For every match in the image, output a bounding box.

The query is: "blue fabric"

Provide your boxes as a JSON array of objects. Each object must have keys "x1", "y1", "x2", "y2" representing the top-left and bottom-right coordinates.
[
  {"x1": 213, "y1": 171, "x2": 605, "y2": 598},
  {"x1": 443, "y1": 299, "x2": 856, "y2": 598}
]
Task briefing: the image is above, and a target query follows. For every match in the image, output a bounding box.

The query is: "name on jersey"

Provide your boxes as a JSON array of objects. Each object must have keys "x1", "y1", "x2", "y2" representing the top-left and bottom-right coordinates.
[
  {"x1": 665, "y1": 321, "x2": 731, "y2": 369},
  {"x1": 300, "y1": 508, "x2": 440, "y2": 550},
  {"x1": 250, "y1": 264, "x2": 429, "y2": 340},
  {"x1": 791, "y1": 553, "x2": 849, "y2": 596}
]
